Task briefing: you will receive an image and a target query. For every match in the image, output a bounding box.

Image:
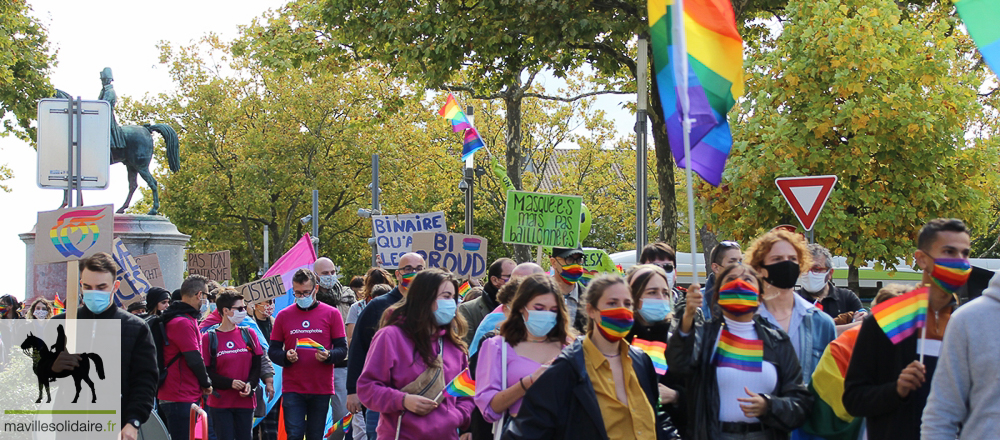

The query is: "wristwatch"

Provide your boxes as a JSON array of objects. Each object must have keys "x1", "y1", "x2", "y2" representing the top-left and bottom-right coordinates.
[{"x1": 128, "y1": 420, "x2": 141, "y2": 429}]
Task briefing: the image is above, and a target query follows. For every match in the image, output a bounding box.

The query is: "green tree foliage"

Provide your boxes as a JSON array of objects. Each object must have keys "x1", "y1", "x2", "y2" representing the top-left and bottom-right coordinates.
[{"x1": 701, "y1": 0, "x2": 993, "y2": 281}]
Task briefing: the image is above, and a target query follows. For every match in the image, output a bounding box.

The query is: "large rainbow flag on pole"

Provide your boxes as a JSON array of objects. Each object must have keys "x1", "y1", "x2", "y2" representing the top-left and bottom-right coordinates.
[
  {"x1": 955, "y1": 0, "x2": 1000, "y2": 75},
  {"x1": 647, "y1": 0, "x2": 744, "y2": 186},
  {"x1": 439, "y1": 94, "x2": 486, "y2": 160},
  {"x1": 871, "y1": 286, "x2": 928, "y2": 345}
]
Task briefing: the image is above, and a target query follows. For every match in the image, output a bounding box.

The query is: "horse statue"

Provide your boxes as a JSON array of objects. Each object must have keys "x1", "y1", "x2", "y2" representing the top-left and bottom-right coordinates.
[
  {"x1": 19, "y1": 325, "x2": 105, "y2": 403},
  {"x1": 53, "y1": 86, "x2": 180, "y2": 215}
]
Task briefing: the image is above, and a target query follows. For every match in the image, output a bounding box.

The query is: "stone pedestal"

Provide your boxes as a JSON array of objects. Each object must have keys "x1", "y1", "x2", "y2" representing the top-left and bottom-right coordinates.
[{"x1": 20, "y1": 214, "x2": 190, "y2": 301}]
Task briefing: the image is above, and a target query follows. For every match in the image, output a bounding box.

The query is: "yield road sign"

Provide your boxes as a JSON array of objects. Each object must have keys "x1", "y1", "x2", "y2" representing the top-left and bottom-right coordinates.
[{"x1": 775, "y1": 175, "x2": 838, "y2": 231}]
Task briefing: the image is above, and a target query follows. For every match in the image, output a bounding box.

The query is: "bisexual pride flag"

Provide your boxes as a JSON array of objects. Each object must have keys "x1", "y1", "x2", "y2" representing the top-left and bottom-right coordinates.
[
  {"x1": 648, "y1": 0, "x2": 744, "y2": 186},
  {"x1": 265, "y1": 233, "x2": 317, "y2": 313},
  {"x1": 439, "y1": 94, "x2": 486, "y2": 160}
]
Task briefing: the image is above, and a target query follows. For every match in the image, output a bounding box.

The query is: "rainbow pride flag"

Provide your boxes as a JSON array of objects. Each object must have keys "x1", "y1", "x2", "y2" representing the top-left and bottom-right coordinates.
[
  {"x1": 955, "y1": 0, "x2": 1000, "y2": 75},
  {"x1": 443, "y1": 369, "x2": 475, "y2": 398},
  {"x1": 52, "y1": 296, "x2": 66, "y2": 315},
  {"x1": 647, "y1": 0, "x2": 744, "y2": 186},
  {"x1": 802, "y1": 326, "x2": 863, "y2": 440},
  {"x1": 872, "y1": 286, "x2": 928, "y2": 344},
  {"x1": 296, "y1": 338, "x2": 326, "y2": 351},
  {"x1": 458, "y1": 281, "x2": 472, "y2": 298},
  {"x1": 714, "y1": 329, "x2": 763, "y2": 372},
  {"x1": 325, "y1": 413, "x2": 352, "y2": 437},
  {"x1": 633, "y1": 338, "x2": 668, "y2": 375},
  {"x1": 439, "y1": 94, "x2": 486, "y2": 160}
]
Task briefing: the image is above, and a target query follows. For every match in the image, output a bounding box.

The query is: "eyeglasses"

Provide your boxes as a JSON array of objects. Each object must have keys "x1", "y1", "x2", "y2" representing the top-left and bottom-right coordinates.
[
  {"x1": 499, "y1": 274, "x2": 512, "y2": 282},
  {"x1": 230, "y1": 306, "x2": 247, "y2": 312},
  {"x1": 559, "y1": 256, "x2": 583, "y2": 266},
  {"x1": 292, "y1": 290, "x2": 314, "y2": 298},
  {"x1": 655, "y1": 262, "x2": 675, "y2": 273},
  {"x1": 399, "y1": 265, "x2": 424, "y2": 274}
]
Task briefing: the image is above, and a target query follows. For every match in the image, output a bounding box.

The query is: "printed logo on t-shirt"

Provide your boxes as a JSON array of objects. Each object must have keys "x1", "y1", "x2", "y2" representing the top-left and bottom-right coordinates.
[
  {"x1": 302, "y1": 320, "x2": 311, "y2": 328},
  {"x1": 226, "y1": 341, "x2": 235, "y2": 349}
]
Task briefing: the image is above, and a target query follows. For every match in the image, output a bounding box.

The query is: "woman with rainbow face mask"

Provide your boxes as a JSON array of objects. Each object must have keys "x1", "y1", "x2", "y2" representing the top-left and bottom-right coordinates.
[
  {"x1": 665, "y1": 263, "x2": 811, "y2": 440},
  {"x1": 505, "y1": 274, "x2": 672, "y2": 440}
]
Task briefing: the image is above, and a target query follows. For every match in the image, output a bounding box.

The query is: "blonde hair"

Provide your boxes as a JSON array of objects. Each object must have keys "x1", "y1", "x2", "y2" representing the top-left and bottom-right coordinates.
[{"x1": 745, "y1": 229, "x2": 813, "y2": 275}]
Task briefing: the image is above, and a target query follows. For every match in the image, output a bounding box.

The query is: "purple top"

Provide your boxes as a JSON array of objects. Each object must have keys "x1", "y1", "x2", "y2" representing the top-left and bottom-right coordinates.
[
  {"x1": 474, "y1": 336, "x2": 542, "y2": 422},
  {"x1": 358, "y1": 325, "x2": 473, "y2": 439}
]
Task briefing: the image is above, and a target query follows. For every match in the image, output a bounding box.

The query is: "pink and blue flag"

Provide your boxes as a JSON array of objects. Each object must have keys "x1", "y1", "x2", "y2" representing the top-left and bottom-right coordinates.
[
  {"x1": 439, "y1": 94, "x2": 486, "y2": 160},
  {"x1": 266, "y1": 233, "x2": 317, "y2": 312}
]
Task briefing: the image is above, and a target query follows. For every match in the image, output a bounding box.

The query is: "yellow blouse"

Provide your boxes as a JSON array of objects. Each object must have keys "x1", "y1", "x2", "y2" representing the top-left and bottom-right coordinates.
[{"x1": 582, "y1": 335, "x2": 656, "y2": 440}]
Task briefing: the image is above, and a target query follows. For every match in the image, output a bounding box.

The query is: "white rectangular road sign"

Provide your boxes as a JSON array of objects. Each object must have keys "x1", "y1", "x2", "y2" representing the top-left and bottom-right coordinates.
[{"x1": 36, "y1": 98, "x2": 111, "y2": 189}]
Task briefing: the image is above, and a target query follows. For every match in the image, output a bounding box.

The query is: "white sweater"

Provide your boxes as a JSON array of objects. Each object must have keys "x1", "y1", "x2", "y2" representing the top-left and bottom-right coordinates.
[{"x1": 715, "y1": 317, "x2": 778, "y2": 423}]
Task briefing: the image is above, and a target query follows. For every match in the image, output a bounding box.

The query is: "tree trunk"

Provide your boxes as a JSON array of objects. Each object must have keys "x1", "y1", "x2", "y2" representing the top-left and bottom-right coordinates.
[
  {"x1": 504, "y1": 77, "x2": 532, "y2": 263},
  {"x1": 699, "y1": 223, "x2": 719, "y2": 268},
  {"x1": 648, "y1": 59, "x2": 678, "y2": 248}
]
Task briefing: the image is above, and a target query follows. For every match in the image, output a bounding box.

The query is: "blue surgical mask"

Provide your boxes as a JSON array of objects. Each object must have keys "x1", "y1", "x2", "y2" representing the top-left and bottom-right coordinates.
[
  {"x1": 638, "y1": 298, "x2": 671, "y2": 323},
  {"x1": 434, "y1": 298, "x2": 457, "y2": 326},
  {"x1": 200, "y1": 299, "x2": 209, "y2": 314},
  {"x1": 82, "y1": 290, "x2": 113, "y2": 314},
  {"x1": 524, "y1": 310, "x2": 557, "y2": 337},
  {"x1": 296, "y1": 294, "x2": 315, "y2": 309},
  {"x1": 209, "y1": 303, "x2": 217, "y2": 313}
]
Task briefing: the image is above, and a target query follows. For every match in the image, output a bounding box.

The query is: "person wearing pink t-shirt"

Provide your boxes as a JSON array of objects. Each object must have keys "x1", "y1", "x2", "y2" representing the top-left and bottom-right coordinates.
[
  {"x1": 269, "y1": 269, "x2": 347, "y2": 440},
  {"x1": 203, "y1": 289, "x2": 263, "y2": 440},
  {"x1": 157, "y1": 275, "x2": 214, "y2": 440}
]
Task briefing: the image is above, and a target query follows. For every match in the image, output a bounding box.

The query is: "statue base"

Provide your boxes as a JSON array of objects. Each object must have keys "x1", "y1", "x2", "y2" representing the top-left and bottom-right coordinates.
[{"x1": 20, "y1": 214, "x2": 191, "y2": 302}]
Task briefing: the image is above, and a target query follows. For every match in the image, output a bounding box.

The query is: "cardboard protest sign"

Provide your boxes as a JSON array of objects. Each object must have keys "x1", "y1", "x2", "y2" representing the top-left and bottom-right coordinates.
[
  {"x1": 239, "y1": 275, "x2": 286, "y2": 304},
  {"x1": 372, "y1": 211, "x2": 447, "y2": 269},
  {"x1": 34, "y1": 204, "x2": 114, "y2": 265},
  {"x1": 187, "y1": 250, "x2": 231, "y2": 281},
  {"x1": 502, "y1": 191, "x2": 582, "y2": 248},
  {"x1": 134, "y1": 254, "x2": 166, "y2": 288},
  {"x1": 412, "y1": 232, "x2": 489, "y2": 278},
  {"x1": 111, "y1": 238, "x2": 151, "y2": 307},
  {"x1": 580, "y1": 248, "x2": 619, "y2": 285}
]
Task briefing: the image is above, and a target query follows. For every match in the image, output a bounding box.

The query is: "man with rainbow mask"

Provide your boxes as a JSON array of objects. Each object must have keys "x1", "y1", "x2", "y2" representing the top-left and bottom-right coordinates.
[{"x1": 549, "y1": 246, "x2": 588, "y2": 333}]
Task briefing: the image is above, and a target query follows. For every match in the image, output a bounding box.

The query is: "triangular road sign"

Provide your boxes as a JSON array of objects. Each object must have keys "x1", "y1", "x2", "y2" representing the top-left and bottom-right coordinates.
[{"x1": 775, "y1": 175, "x2": 838, "y2": 231}]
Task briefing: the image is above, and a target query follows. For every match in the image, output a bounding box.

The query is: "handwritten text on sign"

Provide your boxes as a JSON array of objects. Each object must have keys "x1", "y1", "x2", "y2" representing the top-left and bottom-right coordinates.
[
  {"x1": 239, "y1": 275, "x2": 286, "y2": 304},
  {"x1": 111, "y1": 238, "x2": 151, "y2": 307},
  {"x1": 502, "y1": 191, "x2": 582, "y2": 248},
  {"x1": 188, "y1": 250, "x2": 231, "y2": 281},
  {"x1": 372, "y1": 211, "x2": 447, "y2": 269},
  {"x1": 411, "y1": 232, "x2": 489, "y2": 278},
  {"x1": 134, "y1": 253, "x2": 166, "y2": 289}
]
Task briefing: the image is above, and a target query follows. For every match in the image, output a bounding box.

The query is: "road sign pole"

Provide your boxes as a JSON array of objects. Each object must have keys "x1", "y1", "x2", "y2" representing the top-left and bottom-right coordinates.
[{"x1": 65, "y1": 97, "x2": 82, "y2": 321}]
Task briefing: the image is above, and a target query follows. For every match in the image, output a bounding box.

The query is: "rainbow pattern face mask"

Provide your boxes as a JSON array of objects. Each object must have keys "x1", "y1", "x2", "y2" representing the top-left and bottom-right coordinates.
[
  {"x1": 400, "y1": 272, "x2": 416, "y2": 289},
  {"x1": 717, "y1": 279, "x2": 759, "y2": 316},
  {"x1": 930, "y1": 258, "x2": 971, "y2": 294},
  {"x1": 558, "y1": 264, "x2": 584, "y2": 285},
  {"x1": 596, "y1": 307, "x2": 634, "y2": 342}
]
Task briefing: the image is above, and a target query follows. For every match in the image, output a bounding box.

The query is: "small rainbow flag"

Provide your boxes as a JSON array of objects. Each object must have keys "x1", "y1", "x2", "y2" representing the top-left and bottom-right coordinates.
[
  {"x1": 872, "y1": 286, "x2": 928, "y2": 345},
  {"x1": 438, "y1": 94, "x2": 486, "y2": 160},
  {"x1": 295, "y1": 338, "x2": 326, "y2": 351},
  {"x1": 443, "y1": 369, "x2": 475, "y2": 398},
  {"x1": 52, "y1": 296, "x2": 66, "y2": 315},
  {"x1": 325, "y1": 413, "x2": 352, "y2": 437},
  {"x1": 458, "y1": 281, "x2": 472, "y2": 299},
  {"x1": 633, "y1": 338, "x2": 668, "y2": 375},
  {"x1": 714, "y1": 329, "x2": 763, "y2": 372}
]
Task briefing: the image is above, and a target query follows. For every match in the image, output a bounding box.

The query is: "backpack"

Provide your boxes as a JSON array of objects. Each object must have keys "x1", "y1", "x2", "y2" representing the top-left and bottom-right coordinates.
[
  {"x1": 146, "y1": 313, "x2": 182, "y2": 387},
  {"x1": 207, "y1": 327, "x2": 255, "y2": 369}
]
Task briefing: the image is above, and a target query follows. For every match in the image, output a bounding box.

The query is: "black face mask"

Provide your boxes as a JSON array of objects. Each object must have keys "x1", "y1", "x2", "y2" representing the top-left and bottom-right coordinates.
[{"x1": 761, "y1": 260, "x2": 800, "y2": 289}]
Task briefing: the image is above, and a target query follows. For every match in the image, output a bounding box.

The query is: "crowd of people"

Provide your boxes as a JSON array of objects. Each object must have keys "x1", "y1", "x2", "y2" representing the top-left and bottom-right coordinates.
[{"x1": 0, "y1": 217, "x2": 996, "y2": 440}]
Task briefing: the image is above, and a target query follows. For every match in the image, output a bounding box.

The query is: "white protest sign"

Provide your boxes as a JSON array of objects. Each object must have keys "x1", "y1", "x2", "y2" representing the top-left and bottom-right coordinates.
[{"x1": 372, "y1": 211, "x2": 447, "y2": 269}]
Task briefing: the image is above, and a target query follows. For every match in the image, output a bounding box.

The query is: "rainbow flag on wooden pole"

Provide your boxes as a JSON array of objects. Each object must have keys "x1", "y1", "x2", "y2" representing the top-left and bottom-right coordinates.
[{"x1": 871, "y1": 286, "x2": 929, "y2": 360}]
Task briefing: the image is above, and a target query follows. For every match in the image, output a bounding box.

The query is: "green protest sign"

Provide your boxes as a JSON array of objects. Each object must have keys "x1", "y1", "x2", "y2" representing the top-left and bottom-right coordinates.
[{"x1": 502, "y1": 190, "x2": 582, "y2": 248}]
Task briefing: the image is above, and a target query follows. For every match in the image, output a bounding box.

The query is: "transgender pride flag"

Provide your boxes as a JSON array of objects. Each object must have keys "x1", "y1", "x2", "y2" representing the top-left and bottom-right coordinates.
[{"x1": 266, "y1": 233, "x2": 317, "y2": 313}]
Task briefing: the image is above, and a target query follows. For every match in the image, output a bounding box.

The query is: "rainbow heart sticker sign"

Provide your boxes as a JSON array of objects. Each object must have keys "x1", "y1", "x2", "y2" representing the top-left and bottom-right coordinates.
[{"x1": 35, "y1": 205, "x2": 114, "y2": 265}]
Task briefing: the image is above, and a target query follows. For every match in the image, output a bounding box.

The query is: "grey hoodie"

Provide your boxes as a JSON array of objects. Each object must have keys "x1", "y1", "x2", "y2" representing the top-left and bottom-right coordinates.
[{"x1": 921, "y1": 270, "x2": 1000, "y2": 439}]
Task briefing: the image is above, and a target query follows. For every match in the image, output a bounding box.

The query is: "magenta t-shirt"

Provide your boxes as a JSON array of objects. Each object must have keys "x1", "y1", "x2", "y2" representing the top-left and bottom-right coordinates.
[
  {"x1": 158, "y1": 315, "x2": 203, "y2": 403},
  {"x1": 201, "y1": 329, "x2": 262, "y2": 409},
  {"x1": 272, "y1": 302, "x2": 346, "y2": 394}
]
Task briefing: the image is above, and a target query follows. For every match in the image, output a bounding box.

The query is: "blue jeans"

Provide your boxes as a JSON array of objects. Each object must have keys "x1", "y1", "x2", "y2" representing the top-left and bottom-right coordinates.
[
  {"x1": 158, "y1": 401, "x2": 194, "y2": 440},
  {"x1": 365, "y1": 410, "x2": 378, "y2": 439},
  {"x1": 211, "y1": 407, "x2": 253, "y2": 440},
  {"x1": 283, "y1": 392, "x2": 331, "y2": 440}
]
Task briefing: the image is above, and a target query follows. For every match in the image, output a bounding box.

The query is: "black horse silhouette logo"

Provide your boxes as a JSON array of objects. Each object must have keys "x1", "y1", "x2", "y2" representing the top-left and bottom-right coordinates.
[{"x1": 19, "y1": 324, "x2": 105, "y2": 403}]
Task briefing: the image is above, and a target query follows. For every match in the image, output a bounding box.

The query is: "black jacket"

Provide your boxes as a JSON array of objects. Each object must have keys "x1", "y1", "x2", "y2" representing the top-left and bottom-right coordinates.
[
  {"x1": 503, "y1": 337, "x2": 679, "y2": 440},
  {"x1": 346, "y1": 287, "x2": 403, "y2": 394},
  {"x1": 796, "y1": 282, "x2": 863, "y2": 321},
  {"x1": 54, "y1": 306, "x2": 158, "y2": 426},
  {"x1": 665, "y1": 315, "x2": 811, "y2": 440},
  {"x1": 842, "y1": 312, "x2": 944, "y2": 440},
  {"x1": 627, "y1": 320, "x2": 688, "y2": 431}
]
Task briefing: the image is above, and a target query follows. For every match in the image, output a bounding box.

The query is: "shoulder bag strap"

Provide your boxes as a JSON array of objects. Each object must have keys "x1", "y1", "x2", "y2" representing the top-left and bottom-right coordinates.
[{"x1": 493, "y1": 337, "x2": 507, "y2": 440}]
